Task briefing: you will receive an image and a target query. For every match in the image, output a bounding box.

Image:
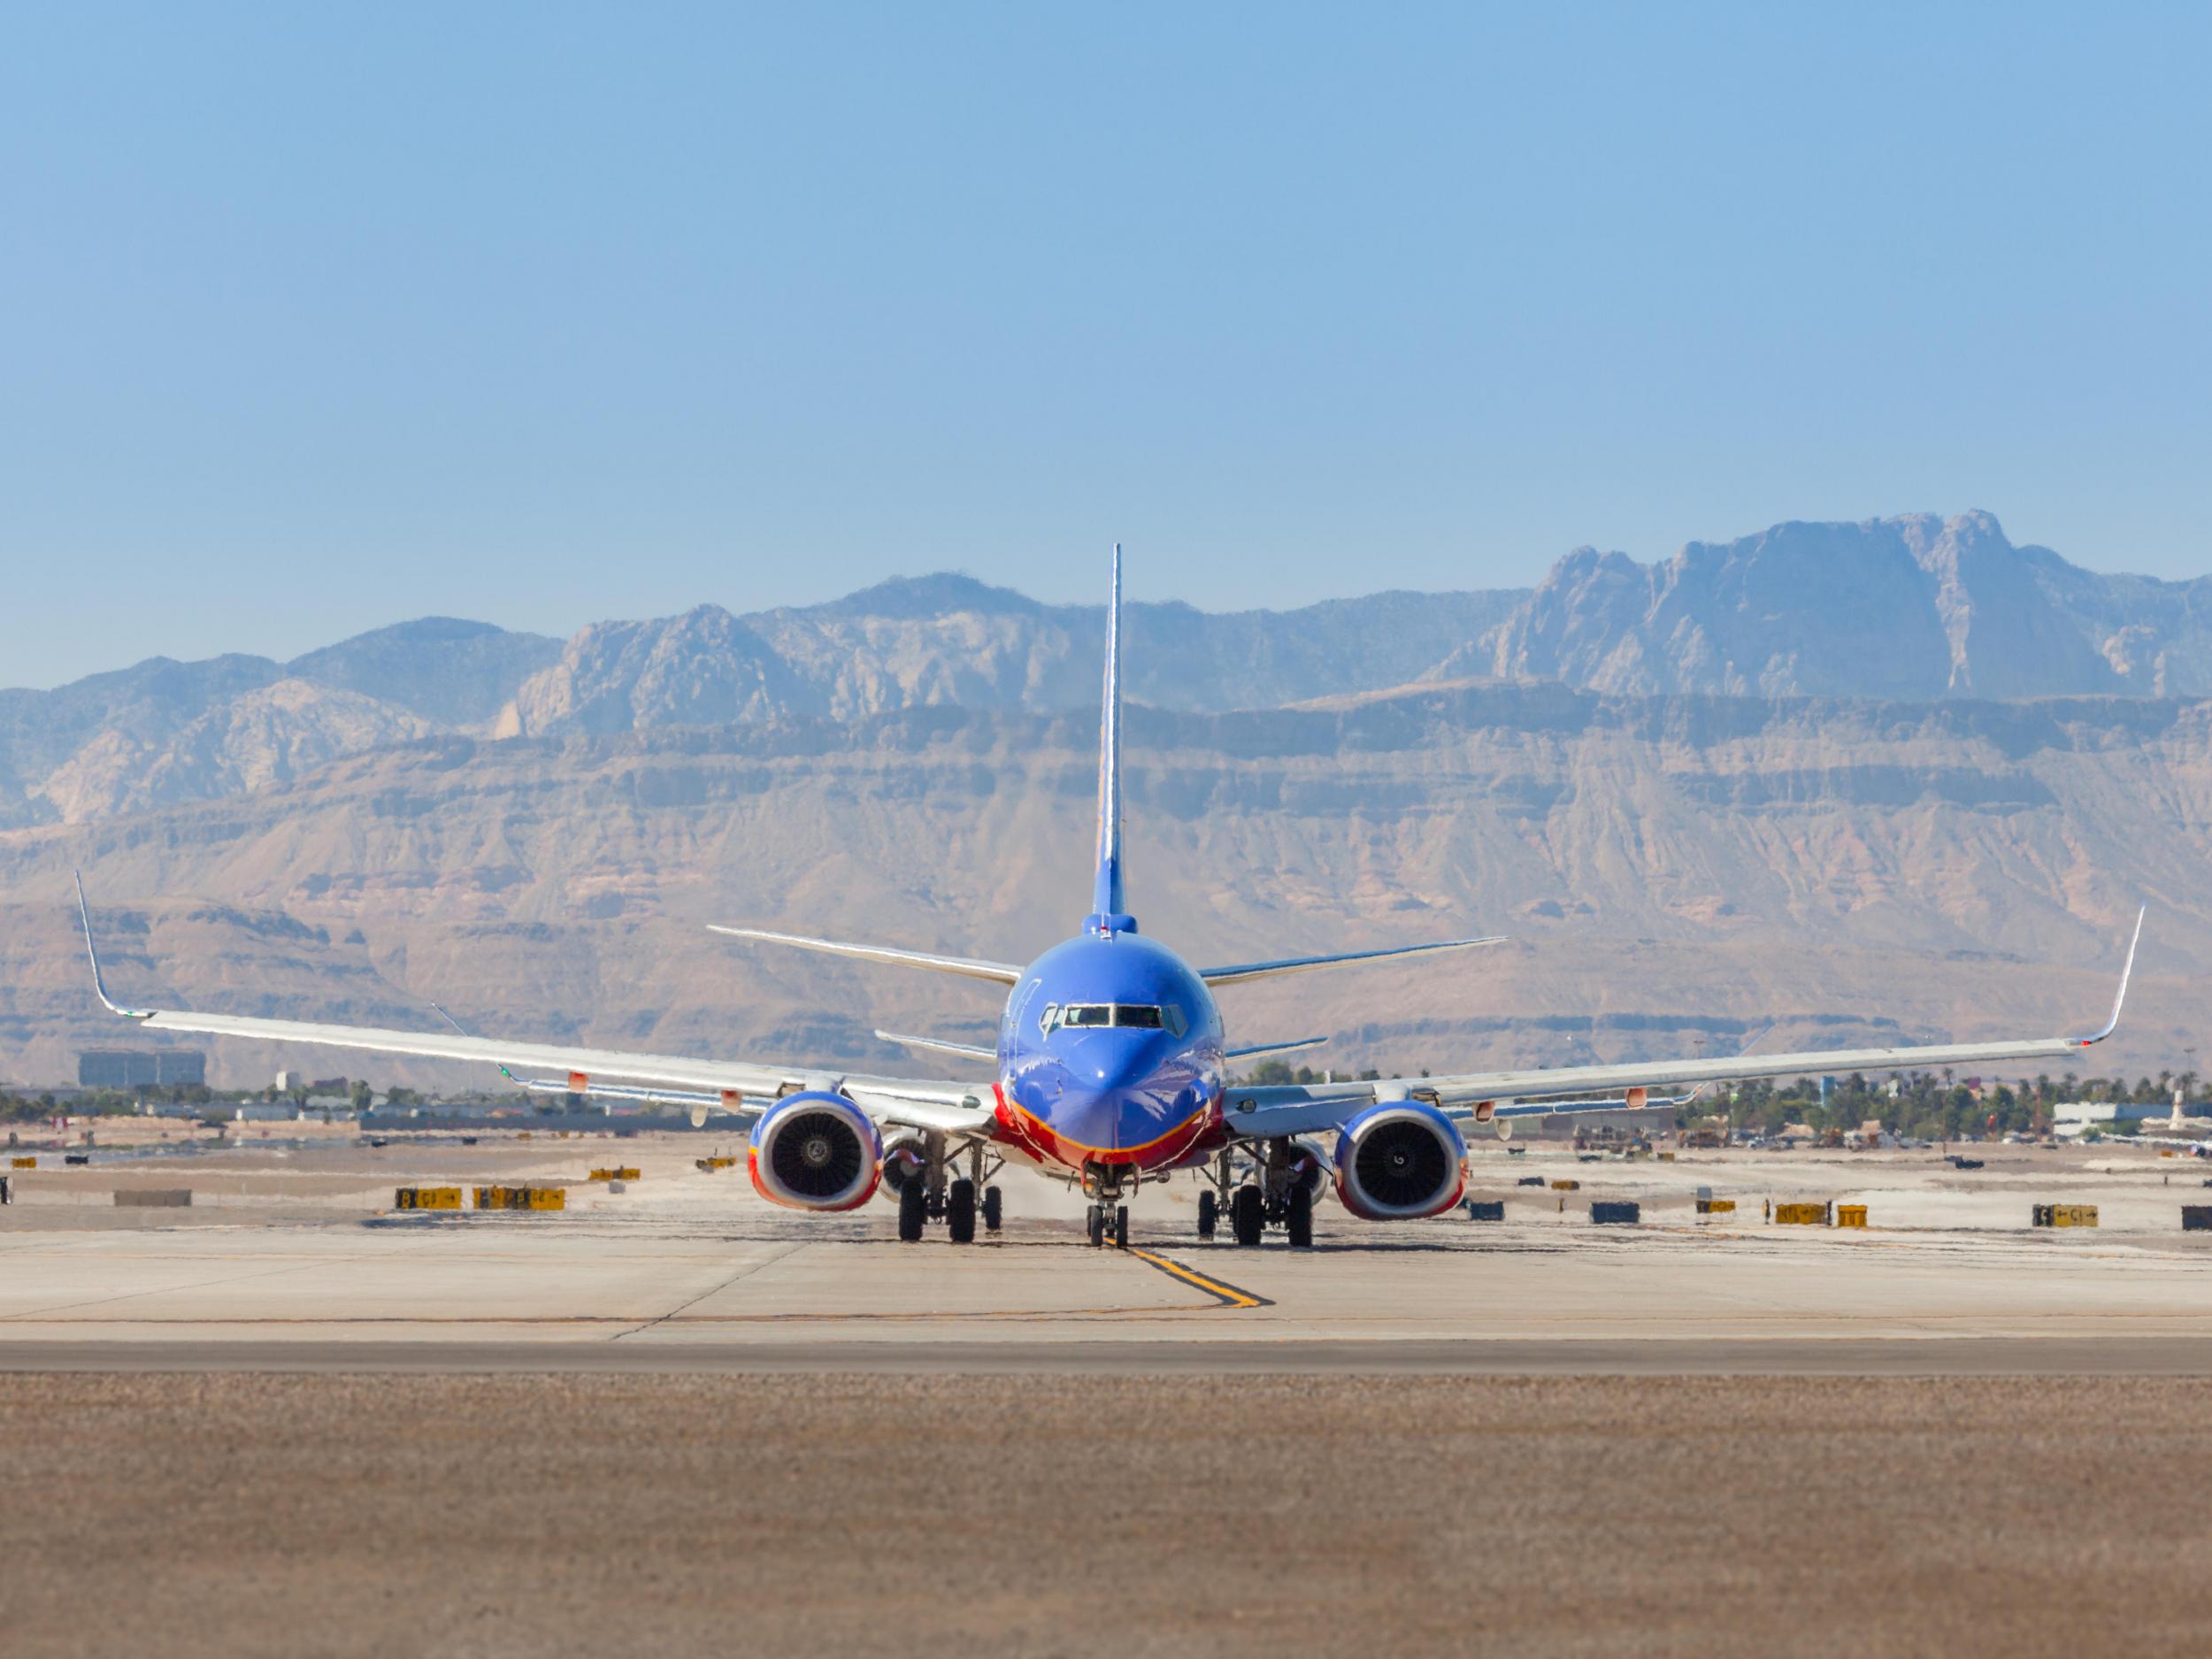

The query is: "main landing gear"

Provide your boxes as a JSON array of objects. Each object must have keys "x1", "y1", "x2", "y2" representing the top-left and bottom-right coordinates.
[
  {"x1": 895, "y1": 1138, "x2": 1002, "y2": 1244},
  {"x1": 1203, "y1": 1144, "x2": 1318, "y2": 1249}
]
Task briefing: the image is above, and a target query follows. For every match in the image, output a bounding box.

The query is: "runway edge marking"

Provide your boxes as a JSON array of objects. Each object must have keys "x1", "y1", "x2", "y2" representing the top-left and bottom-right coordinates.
[{"x1": 1124, "y1": 1246, "x2": 1271, "y2": 1310}]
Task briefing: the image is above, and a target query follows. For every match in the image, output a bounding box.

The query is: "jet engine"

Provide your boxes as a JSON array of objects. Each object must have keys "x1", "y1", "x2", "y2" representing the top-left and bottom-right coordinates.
[
  {"x1": 749, "y1": 1091, "x2": 882, "y2": 1212},
  {"x1": 1333, "y1": 1102, "x2": 1467, "y2": 1220},
  {"x1": 878, "y1": 1131, "x2": 928, "y2": 1201}
]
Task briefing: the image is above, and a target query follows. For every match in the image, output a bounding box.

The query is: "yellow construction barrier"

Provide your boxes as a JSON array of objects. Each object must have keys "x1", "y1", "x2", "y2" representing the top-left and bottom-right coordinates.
[
  {"x1": 1773, "y1": 1202, "x2": 1831, "y2": 1225},
  {"x1": 10, "y1": 1156, "x2": 35, "y2": 1169},
  {"x1": 2033, "y1": 1203, "x2": 2098, "y2": 1228},
  {"x1": 695, "y1": 1155, "x2": 737, "y2": 1171},
  {"x1": 588, "y1": 1166, "x2": 641, "y2": 1183},
  {"x1": 1695, "y1": 1198, "x2": 1737, "y2": 1216},
  {"x1": 394, "y1": 1187, "x2": 463, "y2": 1210},
  {"x1": 1550, "y1": 1179, "x2": 1580, "y2": 1192},
  {"x1": 1835, "y1": 1204, "x2": 1868, "y2": 1228},
  {"x1": 473, "y1": 1185, "x2": 566, "y2": 1212}
]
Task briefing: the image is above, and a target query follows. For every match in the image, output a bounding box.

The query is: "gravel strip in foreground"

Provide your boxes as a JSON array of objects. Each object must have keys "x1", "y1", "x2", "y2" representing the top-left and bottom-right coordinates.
[{"x1": 3, "y1": 1372, "x2": 2208, "y2": 1658}]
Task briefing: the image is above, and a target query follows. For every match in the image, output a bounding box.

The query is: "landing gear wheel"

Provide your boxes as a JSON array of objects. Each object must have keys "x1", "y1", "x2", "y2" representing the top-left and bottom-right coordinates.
[
  {"x1": 1197, "y1": 1189, "x2": 1217, "y2": 1241},
  {"x1": 1114, "y1": 1205, "x2": 1130, "y2": 1250},
  {"x1": 897, "y1": 1179, "x2": 926, "y2": 1242},
  {"x1": 947, "y1": 1178, "x2": 977, "y2": 1244},
  {"x1": 1231, "y1": 1185, "x2": 1264, "y2": 1248},
  {"x1": 981, "y1": 1185, "x2": 1002, "y2": 1233},
  {"x1": 1286, "y1": 1186, "x2": 1314, "y2": 1249},
  {"x1": 1087, "y1": 1205, "x2": 1106, "y2": 1248}
]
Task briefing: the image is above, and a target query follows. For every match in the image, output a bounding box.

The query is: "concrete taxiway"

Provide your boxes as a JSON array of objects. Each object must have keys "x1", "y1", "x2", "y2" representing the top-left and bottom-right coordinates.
[{"x1": 3, "y1": 1131, "x2": 2209, "y2": 1369}]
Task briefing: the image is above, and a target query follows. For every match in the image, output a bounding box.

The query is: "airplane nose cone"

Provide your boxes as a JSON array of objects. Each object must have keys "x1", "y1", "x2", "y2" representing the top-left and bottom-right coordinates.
[{"x1": 1048, "y1": 1040, "x2": 1196, "y2": 1154}]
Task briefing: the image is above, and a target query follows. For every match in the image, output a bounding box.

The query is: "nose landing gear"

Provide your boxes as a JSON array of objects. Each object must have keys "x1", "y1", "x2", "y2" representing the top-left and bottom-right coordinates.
[{"x1": 1080, "y1": 1163, "x2": 1134, "y2": 1249}]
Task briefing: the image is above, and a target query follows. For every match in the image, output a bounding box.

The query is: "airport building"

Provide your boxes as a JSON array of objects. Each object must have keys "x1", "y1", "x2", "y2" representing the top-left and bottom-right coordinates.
[
  {"x1": 2053, "y1": 1099, "x2": 2208, "y2": 1137},
  {"x1": 76, "y1": 1048, "x2": 207, "y2": 1089}
]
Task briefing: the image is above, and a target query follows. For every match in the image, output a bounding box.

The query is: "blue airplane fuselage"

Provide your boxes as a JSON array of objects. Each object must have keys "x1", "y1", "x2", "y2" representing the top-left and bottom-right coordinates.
[{"x1": 992, "y1": 927, "x2": 1226, "y2": 1173}]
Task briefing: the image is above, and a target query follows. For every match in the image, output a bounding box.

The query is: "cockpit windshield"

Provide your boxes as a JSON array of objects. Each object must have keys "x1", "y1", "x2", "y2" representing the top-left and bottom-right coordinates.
[{"x1": 1040, "y1": 1002, "x2": 1187, "y2": 1038}]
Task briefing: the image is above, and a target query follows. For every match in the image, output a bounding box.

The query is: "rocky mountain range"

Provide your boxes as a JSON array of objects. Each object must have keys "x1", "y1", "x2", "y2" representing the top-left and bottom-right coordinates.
[
  {"x1": 6, "y1": 511, "x2": 2211, "y2": 829},
  {"x1": 1470, "y1": 511, "x2": 2212, "y2": 700},
  {"x1": 3, "y1": 508, "x2": 2208, "y2": 1088}
]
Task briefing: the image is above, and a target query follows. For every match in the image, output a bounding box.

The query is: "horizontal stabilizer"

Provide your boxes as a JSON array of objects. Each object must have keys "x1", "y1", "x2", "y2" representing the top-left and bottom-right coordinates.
[
  {"x1": 710, "y1": 926, "x2": 1023, "y2": 985},
  {"x1": 1200, "y1": 935, "x2": 1505, "y2": 987},
  {"x1": 873, "y1": 1030, "x2": 996, "y2": 1063},
  {"x1": 1225, "y1": 1036, "x2": 1329, "y2": 1061}
]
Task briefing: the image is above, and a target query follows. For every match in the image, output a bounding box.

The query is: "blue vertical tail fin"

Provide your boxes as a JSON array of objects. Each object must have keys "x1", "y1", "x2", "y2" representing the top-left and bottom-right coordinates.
[{"x1": 1087, "y1": 544, "x2": 1134, "y2": 934}]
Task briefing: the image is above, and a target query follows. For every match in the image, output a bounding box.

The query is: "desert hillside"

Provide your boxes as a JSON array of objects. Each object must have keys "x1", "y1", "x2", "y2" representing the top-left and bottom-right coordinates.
[{"x1": 1, "y1": 684, "x2": 2199, "y2": 1091}]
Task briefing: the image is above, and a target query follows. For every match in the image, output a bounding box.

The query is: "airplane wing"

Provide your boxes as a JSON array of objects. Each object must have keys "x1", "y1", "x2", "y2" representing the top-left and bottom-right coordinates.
[
  {"x1": 1222, "y1": 1086, "x2": 1701, "y2": 1139},
  {"x1": 1224, "y1": 910, "x2": 2144, "y2": 1137},
  {"x1": 74, "y1": 878, "x2": 995, "y2": 1137}
]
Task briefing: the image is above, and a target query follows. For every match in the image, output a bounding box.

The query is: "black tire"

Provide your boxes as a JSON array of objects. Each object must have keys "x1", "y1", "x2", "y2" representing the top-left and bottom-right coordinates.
[
  {"x1": 1197, "y1": 1188, "x2": 1217, "y2": 1240},
  {"x1": 1114, "y1": 1205, "x2": 1130, "y2": 1250},
  {"x1": 981, "y1": 1185, "x2": 1002, "y2": 1233},
  {"x1": 1231, "y1": 1185, "x2": 1264, "y2": 1248},
  {"x1": 897, "y1": 1178, "x2": 926, "y2": 1242},
  {"x1": 1087, "y1": 1204, "x2": 1106, "y2": 1248},
  {"x1": 947, "y1": 1178, "x2": 977, "y2": 1244},
  {"x1": 1286, "y1": 1185, "x2": 1314, "y2": 1248}
]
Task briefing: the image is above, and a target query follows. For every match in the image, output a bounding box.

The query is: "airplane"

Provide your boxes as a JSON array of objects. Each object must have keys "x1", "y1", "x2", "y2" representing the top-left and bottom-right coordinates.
[{"x1": 74, "y1": 548, "x2": 2146, "y2": 1251}]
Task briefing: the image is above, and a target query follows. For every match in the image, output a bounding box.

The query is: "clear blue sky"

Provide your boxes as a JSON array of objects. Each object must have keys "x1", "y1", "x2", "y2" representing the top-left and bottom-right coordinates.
[{"x1": 4, "y1": 3, "x2": 2206, "y2": 687}]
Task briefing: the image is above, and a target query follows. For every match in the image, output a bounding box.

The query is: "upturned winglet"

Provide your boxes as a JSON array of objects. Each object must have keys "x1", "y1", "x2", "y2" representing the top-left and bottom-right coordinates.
[
  {"x1": 2075, "y1": 904, "x2": 2146, "y2": 1046},
  {"x1": 74, "y1": 872, "x2": 155, "y2": 1020}
]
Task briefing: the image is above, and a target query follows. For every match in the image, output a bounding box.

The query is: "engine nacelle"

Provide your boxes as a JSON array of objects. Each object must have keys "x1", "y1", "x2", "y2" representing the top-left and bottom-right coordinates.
[
  {"x1": 749, "y1": 1091, "x2": 882, "y2": 1212},
  {"x1": 878, "y1": 1131, "x2": 928, "y2": 1201},
  {"x1": 1333, "y1": 1102, "x2": 1468, "y2": 1220}
]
